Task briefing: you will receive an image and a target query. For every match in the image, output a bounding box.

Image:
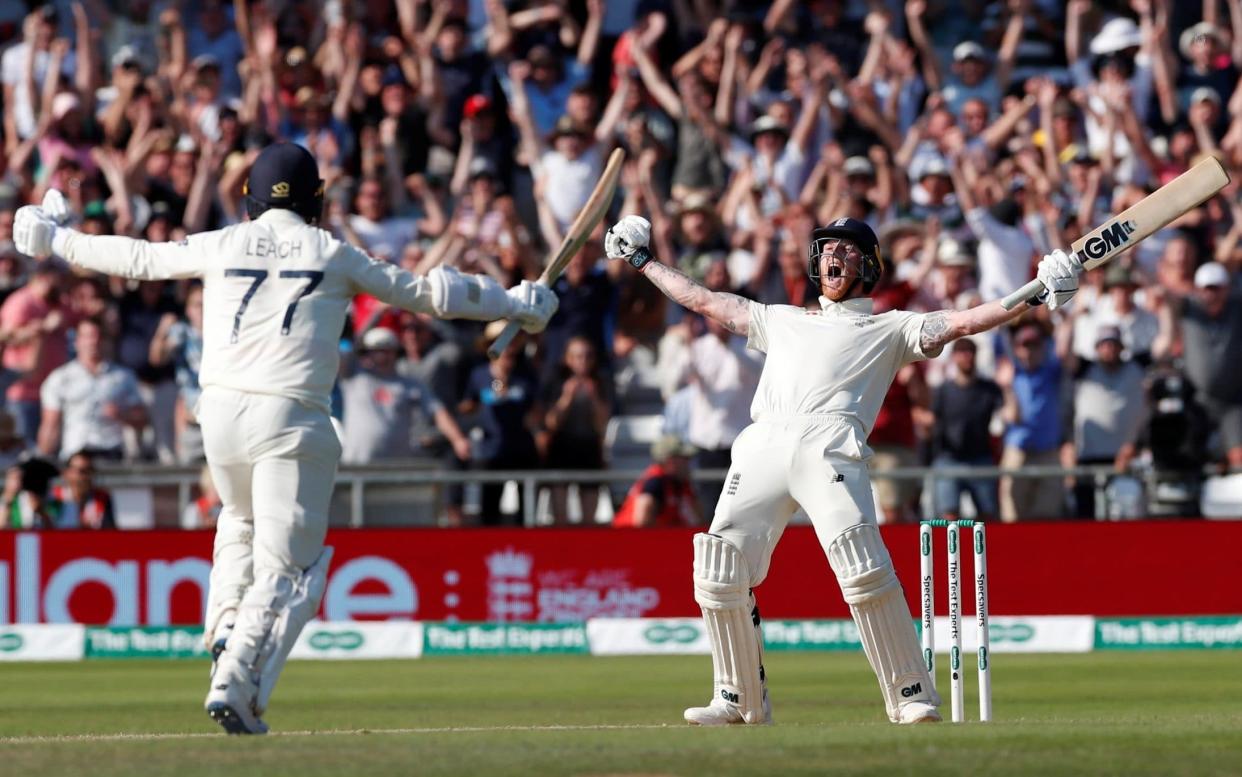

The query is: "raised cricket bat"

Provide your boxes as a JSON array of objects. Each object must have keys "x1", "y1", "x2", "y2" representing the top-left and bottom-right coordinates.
[
  {"x1": 1001, "y1": 156, "x2": 1230, "y2": 310},
  {"x1": 487, "y1": 147, "x2": 626, "y2": 359}
]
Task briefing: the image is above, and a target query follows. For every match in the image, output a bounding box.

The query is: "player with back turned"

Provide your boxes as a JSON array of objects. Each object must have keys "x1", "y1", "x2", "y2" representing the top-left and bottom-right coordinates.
[
  {"x1": 12, "y1": 143, "x2": 559, "y2": 735},
  {"x1": 603, "y1": 214, "x2": 1082, "y2": 725}
]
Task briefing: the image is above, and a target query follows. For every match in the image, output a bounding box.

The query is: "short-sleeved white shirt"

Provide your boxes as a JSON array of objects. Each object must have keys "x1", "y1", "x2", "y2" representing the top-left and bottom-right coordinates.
[
  {"x1": 40, "y1": 360, "x2": 143, "y2": 458},
  {"x1": 347, "y1": 214, "x2": 420, "y2": 263},
  {"x1": 539, "y1": 146, "x2": 602, "y2": 229},
  {"x1": 746, "y1": 296, "x2": 936, "y2": 450}
]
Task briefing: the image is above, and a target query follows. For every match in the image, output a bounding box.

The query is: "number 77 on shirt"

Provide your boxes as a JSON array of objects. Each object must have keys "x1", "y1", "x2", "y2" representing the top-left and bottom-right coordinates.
[
  {"x1": 487, "y1": 148, "x2": 626, "y2": 359},
  {"x1": 1001, "y1": 156, "x2": 1230, "y2": 310}
]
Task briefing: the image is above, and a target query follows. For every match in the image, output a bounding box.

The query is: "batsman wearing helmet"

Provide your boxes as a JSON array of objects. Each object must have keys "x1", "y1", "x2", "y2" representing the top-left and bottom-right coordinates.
[
  {"x1": 13, "y1": 143, "x2": 558, "y2": 735},
  {"x1": 605, "y1": 213, "x2": 1081, "y2": 725}
]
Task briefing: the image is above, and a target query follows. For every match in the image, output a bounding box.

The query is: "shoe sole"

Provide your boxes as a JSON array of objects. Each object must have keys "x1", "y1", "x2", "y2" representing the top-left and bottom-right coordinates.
[{"x1": 206, "y1": 702, "x2": 265, "y2": 735}]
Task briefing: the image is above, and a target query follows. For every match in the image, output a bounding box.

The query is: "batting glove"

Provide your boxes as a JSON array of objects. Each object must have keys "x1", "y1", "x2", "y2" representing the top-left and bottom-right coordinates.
[
  {"x1": 42, "y1": 189, "x2": 72, "y2": 225},
  {"x1": 506, "y1": 280, "x2": 559, "y2": 333},
  {"x1": 13, "y1": 205, "x2": 58, "y2": 258},
  {"x1": 1034, "y1": 249, "x2": 1083, "y2": 311},
  {"x1": 604, "y1": 216, "x2": 651, "y2": 262}
]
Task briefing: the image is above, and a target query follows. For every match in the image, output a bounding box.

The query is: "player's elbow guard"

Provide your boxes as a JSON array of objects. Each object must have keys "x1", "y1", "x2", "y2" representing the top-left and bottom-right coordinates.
[{"x1": 425, "y1": 265, "x2": 514, "y2": 321}]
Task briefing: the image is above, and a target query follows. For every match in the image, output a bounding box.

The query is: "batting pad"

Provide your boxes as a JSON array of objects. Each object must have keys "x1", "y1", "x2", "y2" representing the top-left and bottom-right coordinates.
[
  {"x1": 693, "y1": 533, "x2": 767, "y2": 724},
  {"x1": 827, "y1": 524, "x2": 939, "y2": 722},
  {"x1": 203, "y1": 520, "x2": 254, "y2": 651},
  {"x1": 226, "y1": 546, "x2": 334, "y2": 715},
  {"x1": 426, "y1": 265, "x2": 512, "y2": 320}
]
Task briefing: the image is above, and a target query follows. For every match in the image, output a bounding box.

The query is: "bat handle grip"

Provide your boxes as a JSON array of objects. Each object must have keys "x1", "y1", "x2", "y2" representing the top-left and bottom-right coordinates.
[
  {"x1": 486, "y1": 319, "x2": 524, "y2": 360},
  {"x1": 1000, "y1": 279, "x2": 1044, "y2": 311}
]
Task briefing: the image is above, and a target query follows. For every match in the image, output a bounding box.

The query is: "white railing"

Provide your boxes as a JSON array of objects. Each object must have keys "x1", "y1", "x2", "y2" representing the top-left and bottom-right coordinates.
[{"x1": 89, "y1": 461, "x2": 1212, "y2": 527}]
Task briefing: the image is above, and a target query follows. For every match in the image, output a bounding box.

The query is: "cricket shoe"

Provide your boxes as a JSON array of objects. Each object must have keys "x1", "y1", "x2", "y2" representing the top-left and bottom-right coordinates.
[
  {"x1": 684, "y1": 690, "x2": 773, "y2": 726},
  {"x1": 897, "y1": 701, "x2": 942, "y2": 724},
  {"x1": 205, "y1": 657, "x2": 268, "y2": 735}
]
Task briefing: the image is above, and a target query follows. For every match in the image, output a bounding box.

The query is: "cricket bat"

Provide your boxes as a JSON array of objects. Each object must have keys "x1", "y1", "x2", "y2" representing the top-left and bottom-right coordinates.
[
  {"x1": 487, "y1": 147, "x2": 626, "y2": 359},
  {"x1": 1001, "y1": 156, "x2": 1230, "y2": 310}
]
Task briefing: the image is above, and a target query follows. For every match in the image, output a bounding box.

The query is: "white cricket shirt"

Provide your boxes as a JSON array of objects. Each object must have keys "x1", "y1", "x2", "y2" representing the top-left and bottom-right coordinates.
[
  {"x1": 746, "y1": 296, "x2": 936, "y2": 455},
  {"x1": 56, "y1": 210, "x2": 439, "y2": 413}
]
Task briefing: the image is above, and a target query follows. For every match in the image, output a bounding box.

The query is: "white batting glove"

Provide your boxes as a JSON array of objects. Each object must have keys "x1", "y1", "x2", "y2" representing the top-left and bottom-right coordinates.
[
  {"x1": 42, "y1": 189, "x2": 72, "y2": 225},
  {"x1": 506, "y1": 280, "x2": 559, "y2": 333},
  {"x1": 604, "y1": 215, "x2": 651, "y2": 261},
  {"x1": 1034, "y1": 249, "x2": 1083, "y2": 311},
  {"x1": 13, "y1": 205, "x2": 59, "y2": 258}
]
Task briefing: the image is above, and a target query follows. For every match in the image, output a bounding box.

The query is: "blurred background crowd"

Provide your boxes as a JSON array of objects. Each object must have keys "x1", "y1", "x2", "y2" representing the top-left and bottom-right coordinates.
[{"x1": 1, "y1": 0, "x2": 1241, "y2": 530}]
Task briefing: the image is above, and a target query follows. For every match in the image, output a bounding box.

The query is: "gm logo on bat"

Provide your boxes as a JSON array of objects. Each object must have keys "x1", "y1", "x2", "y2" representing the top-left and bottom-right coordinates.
[{"x1": 1081, "y1": 219, "x2": 1138, "y2": 261}]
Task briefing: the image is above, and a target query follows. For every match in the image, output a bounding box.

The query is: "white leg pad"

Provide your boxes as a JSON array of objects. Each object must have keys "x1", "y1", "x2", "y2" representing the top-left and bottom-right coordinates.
[
  {"x1": 693, "y1": 533, "x2": 768, "y2": 724},
  {"x1": 426, "y1": 265, "x2": 513, "y2": 321},
  {"x1": 223, "y1": 546, "x2": 334, "y2": 715},
  {"x1": 203, "y1": 520, "x2": 253, "y2": 651},
  {"x1": 826, "y1": 524, "x2": 939, "y2": 722}
]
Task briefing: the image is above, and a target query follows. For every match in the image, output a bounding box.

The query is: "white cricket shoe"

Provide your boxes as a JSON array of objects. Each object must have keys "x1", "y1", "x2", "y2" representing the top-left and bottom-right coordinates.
[
  {"x1": 684, "y1": 690, "x2": 773, "y2": 726},
  {"x1": 205, "y1": 657, "x2": 268, "y2": 735},
  {"x1": 897, "y1": 701, "x2": 942, "y2": 724}
]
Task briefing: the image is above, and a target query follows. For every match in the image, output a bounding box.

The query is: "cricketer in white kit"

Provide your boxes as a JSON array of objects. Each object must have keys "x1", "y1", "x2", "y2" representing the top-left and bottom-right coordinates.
[
  {"x1": 13, "y1": 143, "x2": 559, "y2": 735},
  {"x1": 604, "y1": 214, "x2": 1081, "y2": 725}
]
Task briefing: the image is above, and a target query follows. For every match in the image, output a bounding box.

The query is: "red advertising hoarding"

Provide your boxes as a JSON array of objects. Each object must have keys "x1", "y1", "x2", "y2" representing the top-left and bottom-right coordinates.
[{"x1": 1, "y1": 521, "x2": 1239, "y2": 625}]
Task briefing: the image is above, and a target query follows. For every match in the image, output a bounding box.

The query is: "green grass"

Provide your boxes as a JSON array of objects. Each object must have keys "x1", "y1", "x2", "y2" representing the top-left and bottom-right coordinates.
[{"x1": 1, "y1": 652, "x2": 1240, "y2": 776}]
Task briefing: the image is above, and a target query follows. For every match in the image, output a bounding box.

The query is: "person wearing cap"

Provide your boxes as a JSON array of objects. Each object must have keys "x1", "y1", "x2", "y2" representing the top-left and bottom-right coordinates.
[
  {"x1": 1067, "y1": 10, "x2": 1155, "y2": 152},
  {"x1": 12, "y1": 142, "x2": 558, "y2": 735},
  {"x1": 1069, "y1": 263, "x2": 1157, "y2": 364},
  {"x1": 907, "y1": 2, "x2": 1019, "y2": 118},
  {"x1": 508, "y1": 56, "x2": 604, "y2": 233},
  {"x1": 656, "y1": 192, "x2": 728, "y2": 285},
  {"x1": 1176, "y1": 21, "x2": 1235, "y2": 116},
  {"x1": 612, "y1": 434, "x2": 703, "y2": 528},
  {"x1": 450, "y1": 94, "x2": 510, "y2": 197},
  {"x1": 744, "y1": 106, "x2": 822, "y2": 218},
  {"x1": 339, "y1": 327, "x2": 471, "y2": 467},
  {"x1": 38, "y1": 91, "x2": 96, "y2": 178},
  {"x1": 1187, "y1": 86, "x2": 1226, "y2": 140},
  {"x1": 185, "y1": 0, "x2": 244, "y2": 98},
  {"x1": 603, "y1": 210, "x2": 1083, "y2": 726},
  {"x1": 905, "y1": 154, "x2": 962, "y2": 231},
  {"x1": 920, "y1": 237, "x2": 978, "y2": 313},
  {"x1": 1060, "y1": 322, "x2": 1146, "y2": 518},
  {"x1": 1154, "y1": 261, "x2": 1242, "y2": 469}
]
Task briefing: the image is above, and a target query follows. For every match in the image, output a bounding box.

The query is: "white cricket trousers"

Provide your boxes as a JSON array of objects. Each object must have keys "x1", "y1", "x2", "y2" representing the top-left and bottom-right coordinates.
[
  {"x1": 198, "y1": 387, "x2": 342, "y2": 625},
  {"x1": 709, "y1": 417, "x2": 880, "y2": 586}
]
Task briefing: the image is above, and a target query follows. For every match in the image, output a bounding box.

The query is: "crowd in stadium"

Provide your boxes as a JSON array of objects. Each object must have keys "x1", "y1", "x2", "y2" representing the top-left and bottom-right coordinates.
[{"x1": 0, "y1": 0, "x2": 1240, "y2": 529}]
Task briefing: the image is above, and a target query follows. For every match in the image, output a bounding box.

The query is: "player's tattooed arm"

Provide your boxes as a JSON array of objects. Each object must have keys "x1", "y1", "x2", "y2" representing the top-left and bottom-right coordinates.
[
  {"x1": 920, "y1": 298, "x2": 1033, "y2": 353},
  {"x1": 641, "y1": 261, "x2": 751, "y2": 336},
  {"x1": 919, "y1": 311, "x2": 953, "y2": 353}
]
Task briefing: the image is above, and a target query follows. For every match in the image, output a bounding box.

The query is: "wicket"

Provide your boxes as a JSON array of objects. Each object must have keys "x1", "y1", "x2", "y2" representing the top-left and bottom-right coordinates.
[{"x1": 919, "y1": 519, "x2": 991, "y2": 723}]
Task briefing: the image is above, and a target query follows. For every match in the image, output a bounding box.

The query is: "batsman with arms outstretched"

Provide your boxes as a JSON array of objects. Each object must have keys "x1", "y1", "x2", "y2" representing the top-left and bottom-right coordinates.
[{"x1": 604, "y1": 214, "x2": 1081, "y2": 725}]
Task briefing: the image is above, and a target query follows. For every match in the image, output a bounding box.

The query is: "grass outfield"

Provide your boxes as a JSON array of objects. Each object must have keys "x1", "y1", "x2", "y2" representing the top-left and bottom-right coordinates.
[{"x1": 1, "y1": 652, "x2": 1239, "y2": 776}]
